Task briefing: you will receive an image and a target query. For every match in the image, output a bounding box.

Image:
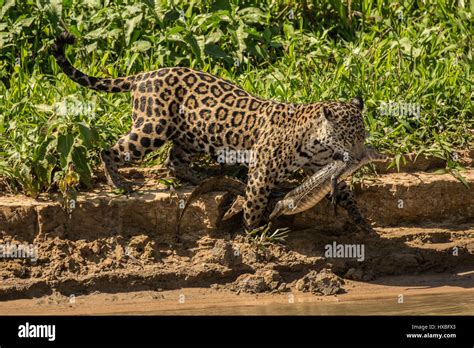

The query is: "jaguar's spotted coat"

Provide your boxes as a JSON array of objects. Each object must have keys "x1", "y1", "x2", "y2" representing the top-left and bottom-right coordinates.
[{"x1": 53, "y1": 32, "x2": 371, "y2": 232}]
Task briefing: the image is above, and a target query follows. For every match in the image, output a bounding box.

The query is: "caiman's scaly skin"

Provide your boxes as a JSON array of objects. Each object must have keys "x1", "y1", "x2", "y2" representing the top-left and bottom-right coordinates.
[
  {"x1": 269, "y1": 147, "x2": 387, "y2": 220},
  {"x1": 175, "y1": 176, "x2": 246, "y2": 236}
]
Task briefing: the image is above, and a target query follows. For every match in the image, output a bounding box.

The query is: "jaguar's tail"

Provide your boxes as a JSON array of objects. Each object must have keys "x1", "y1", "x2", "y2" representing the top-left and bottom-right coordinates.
[{"x1": 52, "y1": 32, "x2": 136, "y2": 92}]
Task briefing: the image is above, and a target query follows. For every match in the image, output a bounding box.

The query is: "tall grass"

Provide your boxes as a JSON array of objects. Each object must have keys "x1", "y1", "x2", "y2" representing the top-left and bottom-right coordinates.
[{"x1": 0, "y1": 0, "x2": 472, "y2": 197}]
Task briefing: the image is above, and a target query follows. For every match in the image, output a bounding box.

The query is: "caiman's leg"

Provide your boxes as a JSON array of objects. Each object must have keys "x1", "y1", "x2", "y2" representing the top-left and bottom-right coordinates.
[
  {"x1": 302, "y1": 165, "x2": 373, "y2": 233},
  {"x1": 330, "y1": 174, "x2": 339, "y2": 207},
  {"x1": 329, "y1": 181, "x2": 373, "y2": 233}
]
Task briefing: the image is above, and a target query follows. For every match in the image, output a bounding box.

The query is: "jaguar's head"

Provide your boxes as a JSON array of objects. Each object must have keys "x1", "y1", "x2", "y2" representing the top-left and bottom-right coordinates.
[{"x1": 320, "y1": 96, "x2": 367, "y2": 159}]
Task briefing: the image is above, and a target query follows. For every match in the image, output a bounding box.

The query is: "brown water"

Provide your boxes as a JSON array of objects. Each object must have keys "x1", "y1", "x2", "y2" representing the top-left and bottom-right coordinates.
[
  {"x1": 132, "y1": 292, "x2": 474, "y2": 315},
  {"x1": 1, "y1": 276, "x2": 472, "y2": 316}
]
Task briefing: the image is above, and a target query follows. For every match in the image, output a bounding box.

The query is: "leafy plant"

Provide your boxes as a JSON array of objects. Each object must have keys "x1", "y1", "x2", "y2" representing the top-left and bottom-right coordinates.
[
  {"x1": 0, "y1": 0, "x2": 471, "y2": 200},
  {"x1": 247, "y1": 223, "x2": 290, "y2": 247}
]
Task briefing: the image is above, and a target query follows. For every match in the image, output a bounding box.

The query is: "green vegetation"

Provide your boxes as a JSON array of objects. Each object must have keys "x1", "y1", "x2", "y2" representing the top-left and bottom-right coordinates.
[
  {"x1": 247, "y1": 223, "x2": 290, "y2": 248},
  {"x1": 0, "y1": 0, "x2": 472, "y2": 197}
]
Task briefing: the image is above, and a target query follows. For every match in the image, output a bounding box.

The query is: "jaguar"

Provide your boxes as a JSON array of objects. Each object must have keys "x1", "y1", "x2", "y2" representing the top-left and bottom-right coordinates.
[{"x1": 53, "y1": 32, "x2": 372, "y2": 232}]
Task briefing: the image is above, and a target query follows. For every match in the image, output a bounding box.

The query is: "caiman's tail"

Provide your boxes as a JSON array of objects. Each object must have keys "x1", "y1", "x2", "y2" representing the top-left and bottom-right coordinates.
[
  {"x1": 176, "y1": 176, "x2": 246, "y2": 236},
  {"x1": 52, "y1": 32, "x2": 136, "y2": 92}
]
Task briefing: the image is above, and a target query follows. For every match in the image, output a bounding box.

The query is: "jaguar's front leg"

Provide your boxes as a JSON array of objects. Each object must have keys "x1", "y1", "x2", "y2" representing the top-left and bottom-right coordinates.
[{"x1": 242, "y1": 164, "x2": 275, "y2": 231}]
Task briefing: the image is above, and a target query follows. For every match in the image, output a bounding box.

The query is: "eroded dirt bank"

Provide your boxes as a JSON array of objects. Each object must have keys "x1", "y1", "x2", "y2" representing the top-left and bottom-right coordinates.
[
  {"x1": 0, "y1": 165, "x2": 473, "y2": 310},
  {"x1": 0, "y1": 223, "x2": 472, "y2": 302}
]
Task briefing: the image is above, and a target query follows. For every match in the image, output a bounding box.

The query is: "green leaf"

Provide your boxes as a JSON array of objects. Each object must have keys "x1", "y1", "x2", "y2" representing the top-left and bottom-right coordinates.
[
  {"x1": 125, "y1": 14, "x2": 143, "y2": 46},
  {"x1": 238, "y1": 7, "x2": 265, "y2": 23},
  {"x1": 185, "y1": 34, "x2": 201, "y2": 61},
  {"x1": 451, "y1": 169, "x2": 470, "y2": 189},
  {"x1": 0, "y1": 0, "x2": 15, "y2": 20},
  {"x1": 78, "y1": 122, "x2": 98, "y2": 148},
  {"x1": 71, "y1": 145, "x2": 92, "y2": 187},
  {"x1": 132, "y1": 40, "x2": 151, "y2": 52},
  {"x1": 204, "y1": 44, "x2": 231, "y2": 63},
  {"x1": 57, "y1": 134, "x2": 74, "y2": 169}
]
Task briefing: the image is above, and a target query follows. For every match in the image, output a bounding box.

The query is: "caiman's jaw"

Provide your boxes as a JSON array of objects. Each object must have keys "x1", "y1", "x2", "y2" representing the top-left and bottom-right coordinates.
[
  {"x1": 351, "y1": 142, "x2": 368, "y2": 161},
  {"x1": 349, "y1": 143, "x2": 388, "y2": 163},
  {"x1": 364, "y1": 146, "x2": 389, "y2": 162}
]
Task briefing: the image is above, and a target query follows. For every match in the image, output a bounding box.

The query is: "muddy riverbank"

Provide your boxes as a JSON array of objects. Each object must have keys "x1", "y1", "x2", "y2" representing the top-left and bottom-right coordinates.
[
  {"x1": 1, "y1": 273, "x2": 472, "y2": 315},
  {"x1": 0, "y1": 163, "x2": 473, "y2": 313}
]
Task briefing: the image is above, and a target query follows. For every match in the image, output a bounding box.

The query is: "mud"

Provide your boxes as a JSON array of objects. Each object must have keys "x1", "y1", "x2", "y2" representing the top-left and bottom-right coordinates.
[
  {"x1": 0, "y1": 274, "x2": 472, "y2": 315},
  {"x1": 0, "y1": 165, "x2": 473, "y2": 305}
]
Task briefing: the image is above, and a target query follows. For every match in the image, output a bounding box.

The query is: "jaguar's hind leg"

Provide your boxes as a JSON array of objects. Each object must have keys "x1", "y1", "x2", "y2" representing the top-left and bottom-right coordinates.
[
  {"x1": 101, "y1": 129, "x2": 166, "y2": 192},
  {"x1": 164, "y1": 145, "x2": 213, "y2": 185}
]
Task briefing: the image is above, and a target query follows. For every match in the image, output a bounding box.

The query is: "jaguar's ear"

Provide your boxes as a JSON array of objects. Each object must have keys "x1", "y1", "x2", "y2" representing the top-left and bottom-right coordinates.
[
  {"x1": 322, "y1": 106, "x2": 335, "y2": 121},
  {"x1": 351, "y1": 96, "x2": 364, "y2": 110}
]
